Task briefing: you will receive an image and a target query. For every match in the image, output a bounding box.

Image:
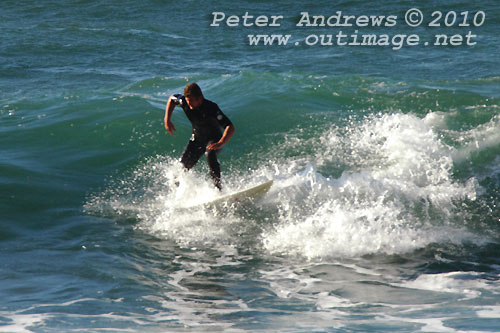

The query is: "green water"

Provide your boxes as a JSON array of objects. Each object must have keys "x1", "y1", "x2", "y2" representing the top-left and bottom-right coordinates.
[{"x1": 1, "y1": 0, "x2": 499, "y2": 331}]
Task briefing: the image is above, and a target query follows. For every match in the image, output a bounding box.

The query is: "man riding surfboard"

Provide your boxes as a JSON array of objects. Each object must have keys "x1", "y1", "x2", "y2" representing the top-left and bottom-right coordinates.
[{"x1": 164, "y1": 83, "x2": 235, "y2": 190}]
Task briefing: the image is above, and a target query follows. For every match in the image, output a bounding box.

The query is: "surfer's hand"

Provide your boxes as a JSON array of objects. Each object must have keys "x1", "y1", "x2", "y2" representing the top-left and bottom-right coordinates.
[
  {"x1": 207, "y1": 142, "x2": 223, "y2": 151},
  {"x1": 165, "y1": 119, "x2": 176, "y2": 135}
]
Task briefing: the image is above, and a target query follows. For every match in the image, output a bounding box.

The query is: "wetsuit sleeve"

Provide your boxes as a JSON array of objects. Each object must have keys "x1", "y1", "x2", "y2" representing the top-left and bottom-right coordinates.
[
  {"x1": 214, "y1": 104, "x2": 232, "y2": 128},
  {"x1": 171, "y1": 94, "x2": 185, "y2": 106}
]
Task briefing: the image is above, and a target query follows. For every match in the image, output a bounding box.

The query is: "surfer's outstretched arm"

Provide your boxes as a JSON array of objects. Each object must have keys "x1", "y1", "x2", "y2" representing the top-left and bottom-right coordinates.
[{"x1": 164, "y1": 95, "x2": 177, "y2": 135}]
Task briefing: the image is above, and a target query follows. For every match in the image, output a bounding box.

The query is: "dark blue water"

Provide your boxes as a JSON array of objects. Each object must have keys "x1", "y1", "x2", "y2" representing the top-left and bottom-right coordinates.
[{"x1": 1, "y1": 1, "x2": 499, "y2": 331}]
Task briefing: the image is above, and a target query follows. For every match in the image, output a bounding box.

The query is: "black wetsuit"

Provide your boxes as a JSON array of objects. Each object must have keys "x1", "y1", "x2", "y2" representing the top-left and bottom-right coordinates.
[{"x1": 171, "y1": 94, "x2": 232, "y2": 189}]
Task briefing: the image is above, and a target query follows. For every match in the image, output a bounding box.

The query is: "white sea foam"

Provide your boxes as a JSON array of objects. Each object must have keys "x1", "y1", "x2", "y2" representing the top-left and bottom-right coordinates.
[
  {"x1": 85, "y1": 155, "x2": 249, "y2": 247},
  {"x1": 0, "y1": 313, "x2": 48, "y2": 333},
  {"x1": 254, "y1": 260, "x2": 500, "y2": 332},
  {"x1": 451, "y1": 114, "x2": 500, "y2": 163},
  {"x1": 401, "y1": 271, "x2": 500, "y2": 299},
  {"x1": 0, "y1": 298, "x2": 99, "y2": 333},
  {"x1": 262, "y1": 113, "x2": 480, "y2": 259},
  {"x1": 422, "y1": 110, "x2": 455, "y2": 130},
  {"x1": 476, "y1": 305, "x2": 500, "y2": 318}
]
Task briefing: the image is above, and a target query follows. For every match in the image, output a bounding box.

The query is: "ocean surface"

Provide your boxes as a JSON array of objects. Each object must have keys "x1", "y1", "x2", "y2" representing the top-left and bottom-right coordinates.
[{"x1": 1, "y1": 0, "x2": 499, "y2": 332}]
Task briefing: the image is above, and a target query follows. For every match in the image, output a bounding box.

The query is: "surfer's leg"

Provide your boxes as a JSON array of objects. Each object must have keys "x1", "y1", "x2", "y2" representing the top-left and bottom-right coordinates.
[
  {"x1": 206, "y1": 149, "x2": 222, "y2": 191},
  {"x1": 180, "y1": 139, "x2": 205, "y2": 170}
]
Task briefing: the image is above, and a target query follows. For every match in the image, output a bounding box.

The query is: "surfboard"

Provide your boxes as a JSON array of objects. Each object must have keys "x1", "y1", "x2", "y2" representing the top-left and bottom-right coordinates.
[{"x1": 200, "y1": 179, "x2": 274, "y2": 208}]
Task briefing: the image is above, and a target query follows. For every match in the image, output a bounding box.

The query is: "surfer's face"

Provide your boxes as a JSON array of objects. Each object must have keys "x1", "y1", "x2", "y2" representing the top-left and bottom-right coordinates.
[{"x1": 185, "y1": 96, "x2": 203, "y2": 109}]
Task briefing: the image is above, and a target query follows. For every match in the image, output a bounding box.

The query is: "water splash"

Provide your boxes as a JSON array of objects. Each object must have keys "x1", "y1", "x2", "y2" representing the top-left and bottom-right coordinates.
[{"x1": 86, "y1": 112, "x2": 486, "y2": 259}]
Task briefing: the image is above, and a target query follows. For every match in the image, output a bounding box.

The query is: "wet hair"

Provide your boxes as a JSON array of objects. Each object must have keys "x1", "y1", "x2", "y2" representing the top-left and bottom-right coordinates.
[{"x1": 184, "y1": 83, "x2": 203, "y2": 99}]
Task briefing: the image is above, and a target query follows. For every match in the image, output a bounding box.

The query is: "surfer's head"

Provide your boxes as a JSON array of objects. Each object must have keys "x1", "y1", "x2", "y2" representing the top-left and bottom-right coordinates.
[{"x1": 184, "y1": 83, "x2": 204, "y2": 109}]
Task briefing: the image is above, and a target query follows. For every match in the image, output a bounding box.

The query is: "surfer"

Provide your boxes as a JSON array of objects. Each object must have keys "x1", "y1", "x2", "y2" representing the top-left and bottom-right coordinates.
[{"x1": 164, "y1": 83, "x2": 235, "y2": 190}]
